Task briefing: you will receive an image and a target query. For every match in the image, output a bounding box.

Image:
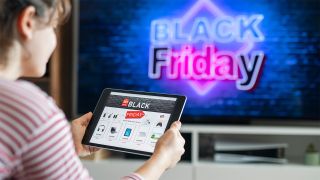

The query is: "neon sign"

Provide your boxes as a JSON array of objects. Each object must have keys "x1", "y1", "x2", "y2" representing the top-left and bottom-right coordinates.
[{"x1": 149, "y1": 0, "x2": 266, "y2": 94}]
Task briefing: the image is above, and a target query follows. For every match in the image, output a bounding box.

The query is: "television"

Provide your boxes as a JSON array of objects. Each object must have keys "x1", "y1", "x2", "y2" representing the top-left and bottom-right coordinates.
[{"x1": 77, "y1": 0, "x2": 320, "y2": 124}]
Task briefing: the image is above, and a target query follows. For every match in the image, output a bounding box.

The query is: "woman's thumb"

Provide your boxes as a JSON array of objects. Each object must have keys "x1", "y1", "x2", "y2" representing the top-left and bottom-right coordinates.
[{"x1": 170, "y1": 121, "x2": 181, "y2": 130}]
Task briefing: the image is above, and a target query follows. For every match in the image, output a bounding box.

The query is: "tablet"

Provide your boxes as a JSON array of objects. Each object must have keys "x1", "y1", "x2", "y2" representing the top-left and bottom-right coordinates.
[{"x1": 82, "y1": 88, "x2": 187, "y2": 156}]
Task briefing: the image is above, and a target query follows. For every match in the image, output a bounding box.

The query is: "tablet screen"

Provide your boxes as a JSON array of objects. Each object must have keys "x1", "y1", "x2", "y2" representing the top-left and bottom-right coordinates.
[{"x1": 89, "y1": 91, "x2": 177, "y2": 153}]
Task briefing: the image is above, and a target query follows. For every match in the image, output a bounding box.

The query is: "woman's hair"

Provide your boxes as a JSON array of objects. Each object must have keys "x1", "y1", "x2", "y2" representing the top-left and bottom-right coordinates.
[{"x1": 0, "y1": 0, "x2": 71, "y2": 66}]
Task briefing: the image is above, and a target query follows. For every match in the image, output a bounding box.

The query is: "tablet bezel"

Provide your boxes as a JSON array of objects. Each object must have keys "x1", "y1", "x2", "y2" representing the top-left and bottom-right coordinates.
[{"x1": 82, "y1": 88, "x2": 187, "y2": 156}]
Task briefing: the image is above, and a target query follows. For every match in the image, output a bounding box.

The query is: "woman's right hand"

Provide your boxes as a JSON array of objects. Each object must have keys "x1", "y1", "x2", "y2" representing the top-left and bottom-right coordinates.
[
  {"x1": 134, "y1": 121, "x2": 185, "y2": 180},
  {"x1": 153, "y1": 121, "x2": 185, "y2": 169}
]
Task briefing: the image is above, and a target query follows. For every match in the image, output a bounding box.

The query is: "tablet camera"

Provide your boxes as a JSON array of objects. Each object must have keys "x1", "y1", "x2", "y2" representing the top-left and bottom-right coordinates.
[{"x1": 110, "y1": 127, "x2": 117, "y2": 134}]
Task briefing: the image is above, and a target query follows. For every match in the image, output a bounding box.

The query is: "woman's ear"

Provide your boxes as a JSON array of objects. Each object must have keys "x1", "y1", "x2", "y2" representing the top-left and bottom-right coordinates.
[{"x1": 17, "y1": 6, "x2": 37, "y2": 40}]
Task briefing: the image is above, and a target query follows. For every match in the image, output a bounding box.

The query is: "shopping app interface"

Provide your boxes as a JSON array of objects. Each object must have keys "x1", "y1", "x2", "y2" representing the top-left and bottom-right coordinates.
[{"x1": 90, "y1": 92, "x2": 177, "y2": 153}]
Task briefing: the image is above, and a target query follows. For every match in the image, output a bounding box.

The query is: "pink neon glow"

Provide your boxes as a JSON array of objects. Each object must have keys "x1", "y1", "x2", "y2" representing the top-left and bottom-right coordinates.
[
  {"x1": 179, "y1": 0, "x2": 255, "y2": 95},
  {"x1": 181, "y1": 0, "x2": 225, "y2": 26},
  {"x1": 149, "y1": 0, "x2": 263, "y2": 95},
  {"x1": 188, "y1": 80, "x2": 218, "y2": 96},
  {"x1": 167, "y1": 44, "x2": 238, "y2": 81}
]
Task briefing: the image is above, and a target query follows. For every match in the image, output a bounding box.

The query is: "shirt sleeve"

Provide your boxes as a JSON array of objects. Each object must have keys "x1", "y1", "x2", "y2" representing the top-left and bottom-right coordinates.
[
  {"x1": 122, "y1": 173, "x2": 145, "y2": 180},
  {"x1": 0, "y1": 80, "x2": 143, "y2": 180},
  {"x1": 17, "y1": 112, "x2": 92, "y2": 180},
  {"x1": 16, "y1": 110, "x2": 143, "y2": 180}
]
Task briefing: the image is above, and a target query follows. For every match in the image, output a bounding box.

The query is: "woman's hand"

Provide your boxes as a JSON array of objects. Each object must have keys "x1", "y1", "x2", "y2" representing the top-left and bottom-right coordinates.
[
  {"x1": 71, "y1": 112, "x2": 100, "y2": 157},
  {"x1": 153, "y1": 121, "x2": 185, "y2": 169},
  {"x1": 134, "y1": 121, "x2": 185, "y2": 180}
]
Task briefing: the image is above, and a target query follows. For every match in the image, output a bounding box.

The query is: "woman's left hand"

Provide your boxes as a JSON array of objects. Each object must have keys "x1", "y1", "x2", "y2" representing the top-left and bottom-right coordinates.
[{"x1": 71, "y1": 112, "x2": 100, "y2": 156}]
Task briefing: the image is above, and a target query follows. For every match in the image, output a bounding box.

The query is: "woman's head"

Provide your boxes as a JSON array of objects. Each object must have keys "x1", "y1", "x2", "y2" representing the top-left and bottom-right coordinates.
[{"x1": 0, "y1": 0, "x2": 70, "y2": 78}]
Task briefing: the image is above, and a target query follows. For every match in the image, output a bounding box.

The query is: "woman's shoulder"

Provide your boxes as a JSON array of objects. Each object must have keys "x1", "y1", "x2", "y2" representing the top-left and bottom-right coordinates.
[
  {"x1": 0, "y1": 79, "x2": 70, "y2": 165},
  {"x1": 0, "y1": 79, "x2": 46, "y2": 96},
  {"x1": 0, "y1": 79, "x2": 64, "y2": 128}
]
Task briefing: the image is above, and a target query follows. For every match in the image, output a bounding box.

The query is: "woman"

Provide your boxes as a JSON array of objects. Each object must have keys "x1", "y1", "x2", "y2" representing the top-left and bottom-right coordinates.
[{"x1": 0, "y1": 0, "x2": 185, "y2": 179}]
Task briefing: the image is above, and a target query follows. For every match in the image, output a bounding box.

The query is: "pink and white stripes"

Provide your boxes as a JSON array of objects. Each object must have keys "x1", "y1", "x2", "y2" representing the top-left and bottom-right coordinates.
[{"x1": 0, "y1": 79, "x2": 142, "y2": 180}]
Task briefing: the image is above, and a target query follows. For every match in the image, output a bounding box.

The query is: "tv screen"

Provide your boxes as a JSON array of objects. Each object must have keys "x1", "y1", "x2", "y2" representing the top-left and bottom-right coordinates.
[{"x1": 78, "y1": 0, "x2": 320, "y2": 123}]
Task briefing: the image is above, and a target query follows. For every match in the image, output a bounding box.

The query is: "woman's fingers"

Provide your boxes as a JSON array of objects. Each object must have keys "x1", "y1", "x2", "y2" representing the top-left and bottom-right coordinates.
[
  {"x1": 170, "y1": 120, "x2": 181, "y2": 130},
  {"x1": 81, "y1": 112, "x2": 93, "y2": 126}
]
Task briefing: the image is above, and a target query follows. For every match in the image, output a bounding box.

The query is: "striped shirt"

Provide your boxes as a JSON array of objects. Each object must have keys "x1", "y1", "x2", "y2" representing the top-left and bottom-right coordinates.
[{"x1": 0, "y1": 79, "x2": 143, "y2": 180}]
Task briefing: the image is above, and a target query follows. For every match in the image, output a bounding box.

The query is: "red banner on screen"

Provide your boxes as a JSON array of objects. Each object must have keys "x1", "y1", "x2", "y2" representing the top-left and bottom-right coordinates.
[{"x1": 126, "y1": 110, "x2": 145, "y2": 119}]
